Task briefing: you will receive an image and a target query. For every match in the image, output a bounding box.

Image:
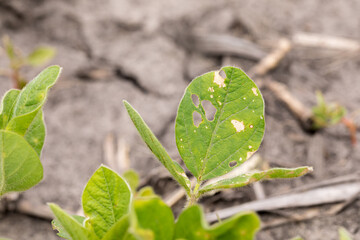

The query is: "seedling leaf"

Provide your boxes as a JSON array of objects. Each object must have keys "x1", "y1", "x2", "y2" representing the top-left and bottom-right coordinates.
[
  {"x1": 199, "y1": 167, "x2": 312, "y2": 195},
  {"x1": 49, "y1": 203, "x2": 98, "y2": 240},
  {"x1": 102, "y1": 215, "x2": 130, "y2": 240},
  {"x1": 175, "y1": 67, "x2": 265, "y2": 181},
  {"x1": 124, "y1": 101, "x2": 191, "y2": 195},
  {"x1": 0, "y1": 66, "x2": 60, "y2": 196},
  {"x1": 174, "y1": 205, "x2": 260, "y2": 239},
  {"x1": 52, "y1": 215, "x2": 86, "y2": 239},
  {"x1": 123, "y1": 169, "x2": 140, "y2": 194},
  {"x1": 82, "y1": 165, "x2": 132, "y2": 239},
  {"x1": 27, "y1": 47, "x2": 56, "y2": 66},
  {"x1": 131, "y1": 197, "x2": 174, "y2": 240},
  {"x1": 0, "y1": 130, "x2": 43, "y2": 196},
  {"x1": 0, "y1": 89, "x2": 20, "y2": 129}
]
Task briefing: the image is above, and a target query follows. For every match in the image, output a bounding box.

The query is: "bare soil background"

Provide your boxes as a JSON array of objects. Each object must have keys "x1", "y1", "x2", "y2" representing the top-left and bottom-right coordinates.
[{"x1": 0, "y1": 0, "x2": 360, "y2": 239}]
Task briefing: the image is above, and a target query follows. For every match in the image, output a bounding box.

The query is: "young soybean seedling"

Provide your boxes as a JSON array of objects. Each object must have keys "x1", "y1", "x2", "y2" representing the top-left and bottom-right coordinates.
[
  {"x1": 0, "y1": 35, "x2": 56, "y2": 89},
  {"x1": 49, "y1": 67, "x2": 312, "y2": 240},
  {"x1": 0, "y1": 66, "x2": 61, "y2": 197},
  {"x1": 50, "y1": 166, "x2": 261, "y2": 239},
  {"x1": 125, "y1": 66, "x2": 312, "y2": 204}
]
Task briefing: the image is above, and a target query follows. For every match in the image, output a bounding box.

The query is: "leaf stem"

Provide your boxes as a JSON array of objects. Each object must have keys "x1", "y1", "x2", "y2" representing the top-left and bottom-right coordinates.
[{"x1": 187, "y1": 181, "x2": 201, "y2": 206}]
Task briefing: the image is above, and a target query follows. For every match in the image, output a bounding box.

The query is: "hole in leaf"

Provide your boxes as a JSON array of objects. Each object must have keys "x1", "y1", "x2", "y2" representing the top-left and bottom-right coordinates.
[
  {"x1": 229, "y1": 161, "x2": 237, "y2": 167},
  {"x1": 202, "y1": 100, "x2": 216, "y2": 121},
  {"x1": 193, "y1": 111, "x2": 202, "y2": 127},
  {"x1": 219, "y1": 69, "x2": 226, "y2": 79},
  {"x1": 191, "y1": 94, "x2": 200, "y2": 107}
]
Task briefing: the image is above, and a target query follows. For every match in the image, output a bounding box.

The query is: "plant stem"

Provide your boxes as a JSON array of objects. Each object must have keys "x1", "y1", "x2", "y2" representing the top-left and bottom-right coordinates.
[{"x1": 187, "y1": 181, "x2": 201, "y2": 207}]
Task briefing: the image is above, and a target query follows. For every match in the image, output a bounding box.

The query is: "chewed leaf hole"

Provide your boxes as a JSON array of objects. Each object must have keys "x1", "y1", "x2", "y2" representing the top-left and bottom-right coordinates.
[
  {"x1": 219, "y1": 69, "x2": 226, "y2": 79},
  {"x1": 191, "y1": 94, "x2": 200, "y2": 107},
  {"x1": 229, "y1": 161, "x2": 237, "y2": 167},
  {"x1": 193, "y1": 111, "x2": 202, "y2": 127},
  {"x1": 202, "y1": 100, "x2": 216, "y2": 121}
]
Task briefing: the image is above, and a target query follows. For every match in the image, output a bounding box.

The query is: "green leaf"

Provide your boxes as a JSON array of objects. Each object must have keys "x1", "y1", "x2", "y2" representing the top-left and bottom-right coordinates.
[
  {"x1": 174, "y1": 205, "x2": 260, "y2": 240},
  {"x1": 131, "y1": 197, "x2": 174, "y2": 240},
  {"x1": 52, "y1": 215, "x2": 86, "y2": 239},
  {"x1": 124, "y1": 101, "x2": 191, "y2": 196},
  {"x1": 0, "y1": 89, "x2": 20, "y2": 129},
  {"x1": 0, "y1": 130, "x2": 43, "y2": 196},
  {"x1": 27, "y1": 47, "x2": 56, "y2": 66},
  {"x1": 82, "y1": 165, "x2": 132, "y2": 239},
  {"x1": 339, "y1": 227, "x2": 353, "y2": 240},
  {"x1": 102, "y1": 215, "x2": 130, "y2": 240},
  {"x1": 123, "y1": 169, "x2": 140, "y2": 193},
  {"x1": 2, "y1": 36, "x2": 15, "y2": 60},
  {"x1": 3, "y1": 66, "x2": 60, "y2": 156},
  {"x1": 175, "y1": 67, "x2": 265, "y2": 181},
  {"x1": 312, "y1": 91, "x2": 346, "y2": 129},
  {"x1": 137, "y1": 186, "x2": 156, "y2": 198},
  {"x1": 199, "y1": 167, "x2": 312, "y2": 195},
  {"x1": 23, "y1": 110, "x2": 45, "y2": 156},
  {"x1": 49, "y1": 203, "x2": 97, "y2": 240},
  {"x1": 5, "y1": 65, "x2": 61, "y2": 134}
]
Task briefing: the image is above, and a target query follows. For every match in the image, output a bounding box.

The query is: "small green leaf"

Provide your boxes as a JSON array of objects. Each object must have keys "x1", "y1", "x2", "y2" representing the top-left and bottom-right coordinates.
[
  {"x1": 339, "y1": 227, "x2": 353, "y2": 240},
  {"x1": 0, "y1": 66, "x2": 61, "y2": 196},
  {"x1": 52, "y1": 215, "x2": 86, "y2": 239},
  {"x1": 6, "y1": 65, "x2": 60, "y2": 124},
  {"x1": 27, "y1": 47, "x2": 56, "y2": 66},
  {"x1": 2, "y1": 36, "x2": 15, "y2": 60},
  {"x1": 0, "y1": 130, "x2": 43, "y2": 196},
  {"x1": 49, "y1": 203, "x2": 97, "y2": 240},
  {"x1": 199, "y1": 167, "x2": 312, "y2": 195},
  {"x1": 312, "y1": 91, "x2": 346, "y2": 129},
  {"x1": 131, "y1": 197, "x2": 174, "y2": 240},
  {"x1": 102, "y1": 215, "x2": 130, "y2": 240},
  {"x1": 174, "y1": 205, "x2": 260, "y2": 240},
  {"x1": 137, "y1": 186, "x2": 156, "y2": 197},
  {"x1": 4, "y1": 66, "x2": 60, "y2": 153},
  {"x1": 175, "y1": 67, "x2": 265, "y2": 181},
  {"x1": 124, "y1": 101, "x2": 191, "y2": 196},
  {"x1": 23, "y1": 110, "x2": 45, "y2": 156},
  {"x1": 82, "y1": 165, "x2": 132, "y2": 239},
  {"x1": 0, "y1": 89, "x2": 20, "y2": 128},
  {"x1": 123, "y1": 169, "x2": 140, "y2": 193}
]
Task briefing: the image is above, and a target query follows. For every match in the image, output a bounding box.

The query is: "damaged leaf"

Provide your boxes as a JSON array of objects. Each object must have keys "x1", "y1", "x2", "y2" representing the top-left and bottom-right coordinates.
[{"x1": 175, "y1": 67, "x2": 265, "y2": 181}]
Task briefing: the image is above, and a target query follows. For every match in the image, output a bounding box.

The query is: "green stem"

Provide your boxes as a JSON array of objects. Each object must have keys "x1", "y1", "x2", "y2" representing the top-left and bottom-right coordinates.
[{"x1": 187, "y1": 181, "x2": 201, "y2": 207}]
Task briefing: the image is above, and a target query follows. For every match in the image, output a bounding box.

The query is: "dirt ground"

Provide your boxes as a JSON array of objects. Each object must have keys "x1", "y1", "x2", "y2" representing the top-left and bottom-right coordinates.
[{"x1": 0, "y1": 0, "x2": 360, "y2": 239}]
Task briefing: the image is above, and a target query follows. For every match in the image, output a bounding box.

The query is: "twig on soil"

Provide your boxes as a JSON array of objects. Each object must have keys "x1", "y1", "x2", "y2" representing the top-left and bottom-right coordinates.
[
  {"x1": 103, "y1": 133, "x2": 130, "y2": 174},
  {"x1": 0, "y1": 197, "x2": 75, "y2": 221},
  {"x1": 292, "y1": 32, "x2": 360, "y2": 52},
  {"x1": 205, "y1": 181, "x2": 360, "y2": 222},
  {"x1": 248, "y1": 38, "x2": 292, "y2": 77},
  {"x1": 275, "y1": 171, "x2": 360, "y2": 195},
  {"x1": 264, "y1": 78, "x2": 314, "y2": 130},
  {"x1": 179, "y1": 32, "x2": 266, "y2": 60}
]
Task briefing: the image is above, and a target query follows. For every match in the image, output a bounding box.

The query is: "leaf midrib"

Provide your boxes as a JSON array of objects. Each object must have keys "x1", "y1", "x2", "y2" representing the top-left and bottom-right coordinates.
[{"x1": 199, "y1": 68, "x2": 235, "y2": 180}]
